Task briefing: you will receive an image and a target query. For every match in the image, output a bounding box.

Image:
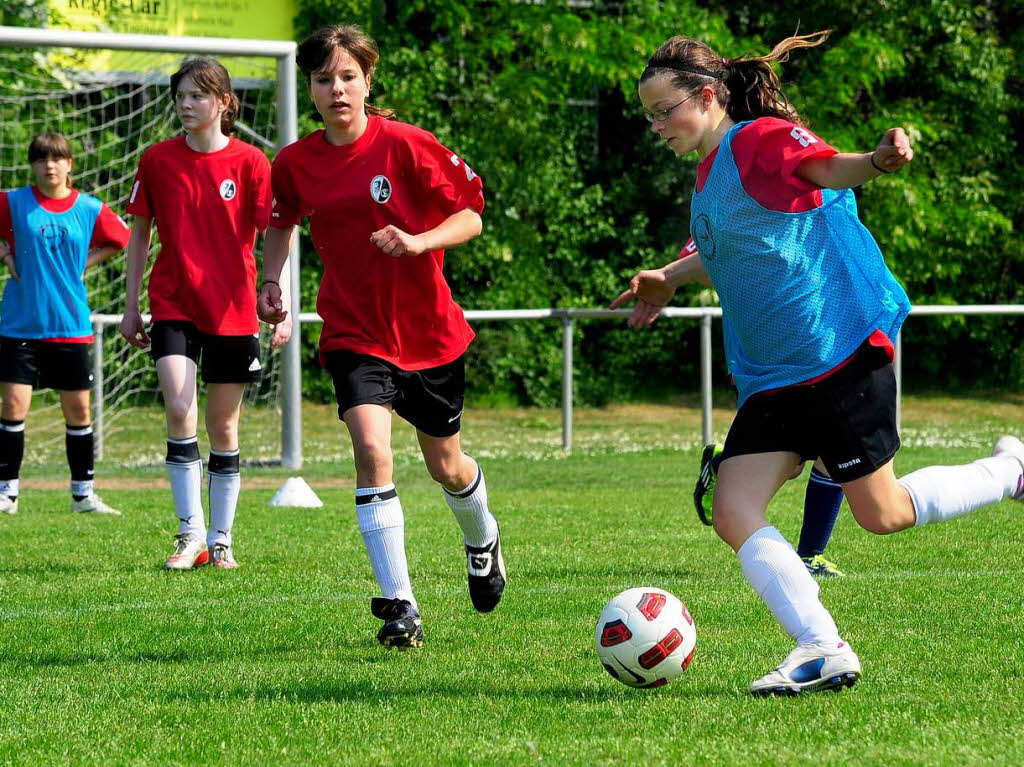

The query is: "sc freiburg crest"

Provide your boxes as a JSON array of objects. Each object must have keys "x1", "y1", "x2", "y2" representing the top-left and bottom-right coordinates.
[{"x1": 370, "y1": 175, "x2": 392, "y2": 203}]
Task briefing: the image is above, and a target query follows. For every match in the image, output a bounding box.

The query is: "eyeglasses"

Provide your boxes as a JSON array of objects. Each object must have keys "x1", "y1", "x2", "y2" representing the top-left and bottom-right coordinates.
[{"x1": 643, "y1": 92, "x2": 697, "y2": 124}]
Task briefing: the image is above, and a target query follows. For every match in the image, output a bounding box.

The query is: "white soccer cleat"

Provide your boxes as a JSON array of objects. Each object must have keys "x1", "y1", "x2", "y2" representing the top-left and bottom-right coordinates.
[
  {"x1": 209, "y1": 543, "x2": 239, "y2": 569},
  {"x1": 992, "y1": 436, "x2": 1024, "y2": 501},
  {"x1": 71, "y1": 494, "x2": 122, "y2": 516},
  {"x1": 164, "y1": 533, "x2": 210, "y2": 570},
  {"x1": 0, "y1": 494, "x2": 17, "y2": 515},
  {"x1": 750, "y1": 641, "x2": 861, "y2": 696}
]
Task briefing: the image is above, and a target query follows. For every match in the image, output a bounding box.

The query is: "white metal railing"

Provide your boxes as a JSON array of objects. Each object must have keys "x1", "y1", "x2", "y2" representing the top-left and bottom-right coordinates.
[{"x1": 89, "y1": 304, "x2": 1024, "y2": 459}]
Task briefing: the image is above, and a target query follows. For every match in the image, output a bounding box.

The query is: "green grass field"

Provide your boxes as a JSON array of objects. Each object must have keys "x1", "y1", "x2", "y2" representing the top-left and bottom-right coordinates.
[{"x1": 1, "y1": 396, "x2": 1022, "y2": 765}]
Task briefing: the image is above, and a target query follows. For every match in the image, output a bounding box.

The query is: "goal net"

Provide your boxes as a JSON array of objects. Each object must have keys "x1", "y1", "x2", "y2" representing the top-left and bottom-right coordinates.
[{"x1": 0, "y1": 30, "x2": 296, "y2": 469}]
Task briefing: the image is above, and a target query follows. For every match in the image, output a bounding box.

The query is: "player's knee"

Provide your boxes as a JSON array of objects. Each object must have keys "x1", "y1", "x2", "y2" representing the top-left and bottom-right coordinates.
[
  {"x1": 711, "y1": 500, "x2": 743, "y2": 546},
  {"x1": 425, "y1": 455, "x2": 461, "y2": 487},
  {"x1": 164, "y1": 397, "x2": 194, "y2": 428},
  {"x1": 353, "y1": 440, "x2": 392, "y2": 475},
  {"x1": 849, "y1": 500, "x2": 903, "y2": 535},
  {"x1": 205, "y1": 411, "x2": 238, "y2": 445}
]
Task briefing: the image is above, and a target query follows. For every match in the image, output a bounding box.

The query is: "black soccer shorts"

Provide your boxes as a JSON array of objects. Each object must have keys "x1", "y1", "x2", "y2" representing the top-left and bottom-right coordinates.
[
  {"x1": 721, "y1": 342, "x2": 900, "y2": 484},
  {"x1": 0, "y1": 337, "x2": 93, "y2": 391},
  {"x1": 150, "y1": 321, "x2": 262, "y2": 384},
  {"x1": 324, "y1": 349, "x2": 465, "y2": 438}
]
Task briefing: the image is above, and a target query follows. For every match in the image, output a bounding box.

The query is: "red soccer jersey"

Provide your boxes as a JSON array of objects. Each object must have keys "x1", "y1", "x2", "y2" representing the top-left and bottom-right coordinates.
[
  {"x1": 1, "y1": 188, "x2": 130, "y2": 343},
  {"x1": 126, "y1": 136, "x2": 271, "y2": 335},
  {"x1": 271, "y1": 117, "x2": 484, "y2": 371}
]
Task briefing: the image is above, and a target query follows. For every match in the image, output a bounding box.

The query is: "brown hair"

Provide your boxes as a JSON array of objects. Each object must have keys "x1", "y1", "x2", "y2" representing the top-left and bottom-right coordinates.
[
  {"x1": 640, "y1": 31, "x2": 831, "y2": 127},
  {"x1": 28, "y1": 132, "x2": 73, "y2": 164},
  {"x1": 170, "y1": 57, "x2": 240, "y2": 133},
  {"x1": 297, "y1": 25, "x2": 394, "y2": 118}
]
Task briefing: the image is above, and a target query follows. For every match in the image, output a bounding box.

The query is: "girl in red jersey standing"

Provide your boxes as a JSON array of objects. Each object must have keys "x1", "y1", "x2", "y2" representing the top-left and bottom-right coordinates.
[
  {"x1": 121, "y1": 58, "x2": 291, "y2": 570},
  {"x1": 613, "y1": 31, "x2": 1024, "y2": 695},
  {"x1": 0, "y1": 132, "x2": 129, "y2": 516},
  {"x1": 259, "y1": 25, "x2": 504, "y2": 648}
]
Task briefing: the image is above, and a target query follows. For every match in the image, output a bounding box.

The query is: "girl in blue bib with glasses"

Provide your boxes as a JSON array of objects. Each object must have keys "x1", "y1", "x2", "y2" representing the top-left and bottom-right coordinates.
[{"x1": 613, "y1": 30, "x2": 1024, "y2": 696}]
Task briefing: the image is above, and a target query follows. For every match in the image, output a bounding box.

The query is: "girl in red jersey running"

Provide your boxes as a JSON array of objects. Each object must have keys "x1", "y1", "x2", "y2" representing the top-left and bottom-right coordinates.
[
  {"x1": 121, "y1": 58, "x2": 291, "y2": 571},
  {"x1": 259, "y1": 25, "x2": 505, "y2": 648},
  {"x1": 0, "y1": 132, "x2": 129, "y2": 516},
  {"x1": 613, "y1": 31, "x2": 1024, "y2": 696}
]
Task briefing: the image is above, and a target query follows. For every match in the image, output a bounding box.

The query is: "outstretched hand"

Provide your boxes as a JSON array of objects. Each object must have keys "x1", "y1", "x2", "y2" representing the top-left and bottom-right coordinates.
[
  {"x1": 872, "y1": 128, "x2": 913, "y2": 174},
  {"x1": 610, "y1": 269, "x2": 676, "y2": 329}
]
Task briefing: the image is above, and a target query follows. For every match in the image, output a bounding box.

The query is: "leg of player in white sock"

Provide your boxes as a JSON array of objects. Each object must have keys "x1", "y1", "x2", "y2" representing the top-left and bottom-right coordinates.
[
  {"x1": 356, "y1": 484, "x2": 415, "y2": 606},
  {"x1": 420, "y1": 429, "x2": 506, "y2": 612},
  {"x1": 716, "y1": 452, "x2": 859, "y2": 695},
  {"x1": 205, "y1": 383, "x2": 246, "y2": 552},
  {"x1": 716, "y1": 453, "x2": 842, "y2": 645},
  {"x1": 345, "y1": 404, "x2": 417, "y2": 608},
  {"x1": 438, "y1": 456, "x2": 497, "y2": 547},
  {"x1": 842, "y1": 443, "x2": 1024, "y2": 534},
  {"x1": 156, "y1": 356, "x2": 207, "y2": 568}
]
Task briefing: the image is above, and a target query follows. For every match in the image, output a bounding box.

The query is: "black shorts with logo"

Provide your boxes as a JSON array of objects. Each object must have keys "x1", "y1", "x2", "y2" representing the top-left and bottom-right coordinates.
[
  {"x1": 0, "y1": 337, "x2": 93, "y2": 391},
  {"x1": 324, "y1": 350, "x2": 465, "y2": 438},
  {"x1": 721, "y1": 342, "x2": 900, "y2": 484},
  {"x1": 150, "y1": 321, "x2": 262, "y2": 384}
]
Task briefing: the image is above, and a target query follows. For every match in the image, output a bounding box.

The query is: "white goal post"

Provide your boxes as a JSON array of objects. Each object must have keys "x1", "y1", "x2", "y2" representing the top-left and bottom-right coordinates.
[{"x1": 0, "y1": 24, "x2": 303, "y2": 469}]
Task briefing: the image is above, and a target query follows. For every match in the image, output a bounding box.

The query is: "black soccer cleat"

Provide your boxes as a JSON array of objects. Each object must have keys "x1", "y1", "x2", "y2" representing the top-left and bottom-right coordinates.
[
  {"x1": 693, "y1": 443, "x2": 722, "y2": 527},
  {"x1": 370, "y1": 597, "x2": 423, "y2": 649},
  {"x1": 465, "y1": 526, "x2": 506, "y2": 613}
]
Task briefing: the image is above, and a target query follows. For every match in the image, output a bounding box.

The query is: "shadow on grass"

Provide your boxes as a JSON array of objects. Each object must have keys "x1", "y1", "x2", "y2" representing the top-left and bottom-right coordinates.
[{"x1": 152, "y1": 677, "x2": 724, "y2": 704}]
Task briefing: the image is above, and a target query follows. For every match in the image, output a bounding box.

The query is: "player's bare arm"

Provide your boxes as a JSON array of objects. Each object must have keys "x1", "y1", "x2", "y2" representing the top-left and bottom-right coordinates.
[
  {"x1": 370, "y1": 207, "x2": 482, "y2": 257},
  {"x1": 85, "y1": 245, "x2": 119, "y2": 271},
  {"x1": 258, "y1": 224, "x2": 293, "y2": 327},
  {"x1": 797, "y1": 127, "x2": 913, "y2": 189},
  {"x1": 119, "y1": 216, "x2": 152, "y2": 348}
]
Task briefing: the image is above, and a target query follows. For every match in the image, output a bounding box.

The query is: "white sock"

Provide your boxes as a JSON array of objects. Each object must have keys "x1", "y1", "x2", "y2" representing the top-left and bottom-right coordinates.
[
  {"x1": 443, "y1": 459, "x2": 498, "y2": 547},
  {"x1": 208, "y1": 448, "x2": 240, "y2": 547},
  {"x1": 70, "y1": 480, "x2": 94, "y2": 499},
  {"x1": 0, "y1": 478, "x2": 20, "y2": 498},
  {"x1": 166, "y1": 437, "x2": 205, "y2": 538},
  {"x1": 356, "y1": 484, "x2": 416, "y2": 609},
  {"x1": 901, "y1": 455, "x2": 1023, "y2": 527},
  {"x1": 737, "y1": 526, "x2": 841, "y2": 646}
]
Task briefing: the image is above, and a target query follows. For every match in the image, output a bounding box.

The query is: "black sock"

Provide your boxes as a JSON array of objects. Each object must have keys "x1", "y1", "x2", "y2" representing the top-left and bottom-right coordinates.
[
  {"x1": 0, "y1": 418, "x2": 25, "y2": 497},
  {"x1": 66, "y1": 424, "x2": 95, "y2": 500},
  {"x1": 796, "y1": 468, "x2": 845, "y2": 559}
]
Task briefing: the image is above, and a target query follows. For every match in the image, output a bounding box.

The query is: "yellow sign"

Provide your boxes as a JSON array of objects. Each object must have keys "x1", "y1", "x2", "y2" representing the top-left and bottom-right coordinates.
[
  {"x1": 49, "y1": 0, "x2": 296, "y2": 77},
  {"x1": 51, "y1": 0, "x2": 296, "y2": 41}
]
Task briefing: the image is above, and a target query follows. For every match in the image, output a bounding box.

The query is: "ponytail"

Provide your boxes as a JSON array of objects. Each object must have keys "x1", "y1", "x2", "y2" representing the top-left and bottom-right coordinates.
[{"x1": 641, "y1": 30, "x2": 831, "y2": 127}]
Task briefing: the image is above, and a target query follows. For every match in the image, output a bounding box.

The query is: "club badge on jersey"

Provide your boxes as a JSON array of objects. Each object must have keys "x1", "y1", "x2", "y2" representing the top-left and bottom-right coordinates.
[{"x1": 370, "y1": 175, "x2": 392, "y2": 204}]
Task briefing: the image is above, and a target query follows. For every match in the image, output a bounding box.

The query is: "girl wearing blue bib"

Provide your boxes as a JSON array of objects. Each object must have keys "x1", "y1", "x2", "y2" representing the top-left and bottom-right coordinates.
[
  {"x1": 0, "y1": 133, "x2": 129, "y2": 516},
  {"x1": 614, "y1": 31, "x2": 1024, "y2": 696}
]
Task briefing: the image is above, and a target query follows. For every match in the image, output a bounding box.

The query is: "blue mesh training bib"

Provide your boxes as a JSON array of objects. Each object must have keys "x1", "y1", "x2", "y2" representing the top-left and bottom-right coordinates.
[
  {"x1": 690, "y1": 121, "x2": 910, "y2": 406},
  {"x1": 2, "y1": 186, "x2": 101, "y2": 339}
]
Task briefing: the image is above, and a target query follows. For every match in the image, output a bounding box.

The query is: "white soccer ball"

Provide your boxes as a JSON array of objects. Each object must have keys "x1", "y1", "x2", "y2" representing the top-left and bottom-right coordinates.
[{"x1": 595, "y1": 586, "x2": 697, "y2": 688}]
